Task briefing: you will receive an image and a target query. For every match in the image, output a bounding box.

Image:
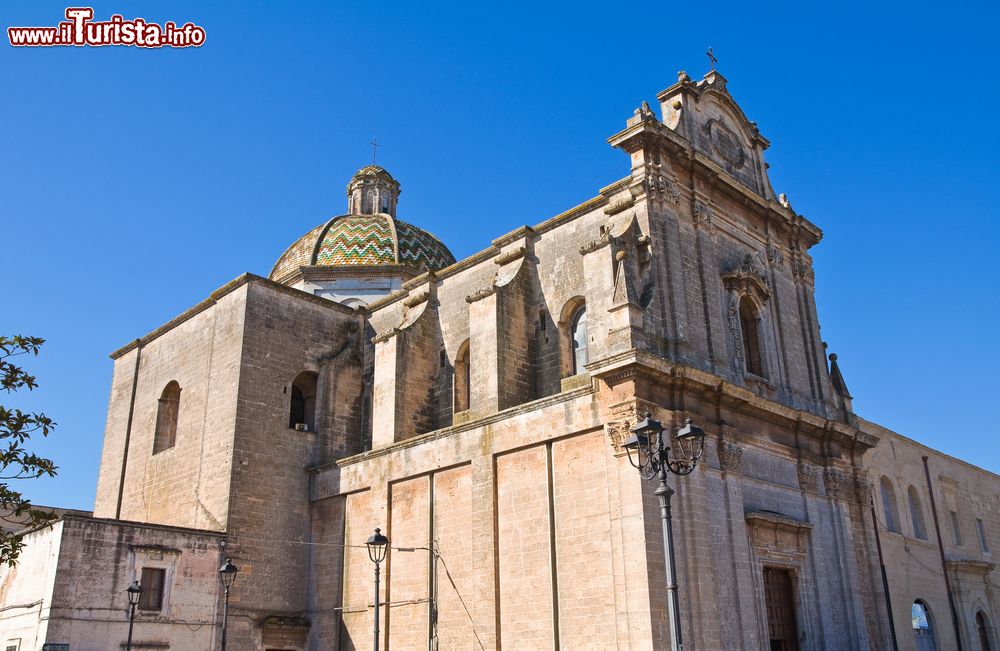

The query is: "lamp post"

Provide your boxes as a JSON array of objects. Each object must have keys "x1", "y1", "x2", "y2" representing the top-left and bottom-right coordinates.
[
  {"x1": 125, "y1": 579, "x2": 142, "y2": 651},
  {"x1": 623, "y1": 413, "x2": 706, "y2": 651},
  {"x1": 366, "y1": 528, "x2": 389, "y2": 651},
  {"x1": 218, "y1": 558, "x2": 238, "y2": 651}
]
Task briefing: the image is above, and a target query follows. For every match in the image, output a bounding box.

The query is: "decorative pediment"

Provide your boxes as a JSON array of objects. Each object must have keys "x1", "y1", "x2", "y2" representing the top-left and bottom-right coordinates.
[
  {"x1": 945, "y1": 558, "x2": 996, "y2": 576},
  {"x1": 722, "y1": 254, "x2": 769, "y2": 299},
  {"x1": 746, "y1": 511, "x2": 812, "y2": 556},
  {"x1": 656, "y1": 70, "x2": 775, "y2": 199}
]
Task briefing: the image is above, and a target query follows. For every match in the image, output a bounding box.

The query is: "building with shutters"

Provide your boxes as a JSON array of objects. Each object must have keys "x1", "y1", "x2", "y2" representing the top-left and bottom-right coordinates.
[{"x1": 1, "y1": 68, "x2": 998, "y2": 651}]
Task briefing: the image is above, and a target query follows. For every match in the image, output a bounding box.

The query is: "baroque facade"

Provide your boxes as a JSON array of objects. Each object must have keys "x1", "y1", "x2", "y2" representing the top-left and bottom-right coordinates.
[{"x1": 1, "y1": 69, "x2": 997, "y2": 651}]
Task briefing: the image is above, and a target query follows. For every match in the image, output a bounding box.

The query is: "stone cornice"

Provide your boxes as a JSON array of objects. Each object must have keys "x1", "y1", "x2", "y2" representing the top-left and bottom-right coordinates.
[
  {"x1": 109, "y1": 273, "x2": 356, "y2": 360},
  {"x1": 53, "y1": 513, "x2": 226, "y2": 538},
  {"x1": 745, "y1": 510, "x2": 813, "y2": 532},
  {"x1": 308, "y1": 385, "x2": 597, "y2": 473},
  {"x1": 587, "y1": 349, "x2": 878, "y2": 450},
  {"x1": 290, "y1": 264, "x2": 423, "y2": 284},
  {"x1": 363, "y1": 189, "x2": 621, "y2": 314},
  {"x1": 945, "y1": 558, "x2": 995, "y2": 574}
]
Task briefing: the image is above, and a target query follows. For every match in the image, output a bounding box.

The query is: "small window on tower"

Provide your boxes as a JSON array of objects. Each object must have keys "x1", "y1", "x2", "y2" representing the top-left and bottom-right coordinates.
[
  {"x1": 453, "y1": 340, "x2": 471, "y2": 414},
  {"x1": 950, "y1": 510, "x2": 963, "y2": 546},
  {"x1": 571, "y1": 305, "x2": 589, "y2": 375},
  {"x1": 153, "y1": 381, "x2": 181, "y2": 454},
  {"x1": 289, "y1": 371, "x2": 318, "y2": 431},
  {"x1": 977, "y1": 518, "x2": 991, "y2": 553}
]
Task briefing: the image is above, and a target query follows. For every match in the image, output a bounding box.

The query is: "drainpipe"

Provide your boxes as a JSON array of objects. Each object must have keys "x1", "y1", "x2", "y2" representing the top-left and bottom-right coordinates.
[
  {"x1": 115, "y1": 341, "x2": 142, "y2": 519},
  {"x1": 923, "y1": 455, "x2": 965, "y2": 651},
  {"x1": 870, "y1": 493, "x2": 900, "y2": 650}
]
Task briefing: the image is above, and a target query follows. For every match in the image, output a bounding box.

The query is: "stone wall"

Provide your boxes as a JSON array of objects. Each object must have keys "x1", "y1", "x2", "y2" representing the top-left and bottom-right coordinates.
[
  {"x1": 0, "y1": 516, "x2": 225, "y2": 651},
  {"x1": 221, "y1": 279, "x2": 359, "y2": 643},
  {"x1": 865, "y1": 420, "x2": 1000, "y2": 651},
  {"x1": 93, "y1": 280, "x2": 249, "y2": 530}
]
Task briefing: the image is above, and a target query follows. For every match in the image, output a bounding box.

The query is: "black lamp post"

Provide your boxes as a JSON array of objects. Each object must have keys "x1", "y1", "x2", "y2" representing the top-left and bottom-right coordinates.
[
  {"x1": 623, "y1": 413, "x2": 706, "y2": 651},
  {"x1": 125, "y1": 580, "x2": 142, "y2": 651},
  {"x1": 218, "y1": 558, "x2": 238, "y2": 651},
  {"x1": 366, "y1": 528, "x2": 389, "y2": 651}
]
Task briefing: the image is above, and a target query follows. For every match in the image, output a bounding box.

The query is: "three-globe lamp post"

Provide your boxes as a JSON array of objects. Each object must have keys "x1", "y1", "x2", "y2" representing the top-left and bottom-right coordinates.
[
  {"x1": 366, "y1": 528, "x2": 389, "y2": 651},
  {"x1": 218, "y1": 558, "x2": 239, "y2": 651},
  {"x1": 623, "y1": 413, "x2": 706, "y2": 651}
]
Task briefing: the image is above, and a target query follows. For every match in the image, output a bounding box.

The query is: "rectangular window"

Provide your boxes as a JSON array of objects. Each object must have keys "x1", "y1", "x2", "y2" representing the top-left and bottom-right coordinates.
[
  {"x1": 950, "y1": 511, "x2": 963, "y2": 546},
  {"x1": 976, "y1": 518, "x2": 990, "y2": 554},
  {"x1": 138, "y1": 567, "x2": 166, "y2": 611}
]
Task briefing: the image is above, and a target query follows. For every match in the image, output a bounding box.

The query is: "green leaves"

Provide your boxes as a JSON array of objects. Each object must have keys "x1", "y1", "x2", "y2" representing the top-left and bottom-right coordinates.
[{"x1": 0, "y1": 335, "x2": 57, "y2": 566}]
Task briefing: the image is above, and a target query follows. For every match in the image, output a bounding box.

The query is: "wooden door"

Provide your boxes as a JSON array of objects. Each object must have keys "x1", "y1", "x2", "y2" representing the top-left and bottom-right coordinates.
[{"x1": 763, "y1": 567, "x2": 799, "y2": 651}]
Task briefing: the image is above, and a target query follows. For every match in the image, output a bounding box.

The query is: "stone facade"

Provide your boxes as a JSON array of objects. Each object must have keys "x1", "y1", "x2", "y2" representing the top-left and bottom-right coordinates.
[
  {"x1": 864, "y1": 420, "x2": 999, "y2": 651},
  {"x1": 1, "y1": 69, "x2": 997, "y2": 651}
]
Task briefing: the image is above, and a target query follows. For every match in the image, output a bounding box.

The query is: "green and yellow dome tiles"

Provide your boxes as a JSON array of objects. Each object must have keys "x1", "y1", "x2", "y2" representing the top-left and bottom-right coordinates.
[
  {"x1": 269, "y1": 213, "x2": 456, "y2": 281},
  {"x1": 270, "y1": 165, "x2": 455, "y2": 281}
]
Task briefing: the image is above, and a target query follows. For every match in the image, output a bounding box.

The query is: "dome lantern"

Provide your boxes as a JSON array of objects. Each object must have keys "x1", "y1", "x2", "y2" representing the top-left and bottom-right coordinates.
[
  {"x1": 269, "y1": 166, "x2": 454, "y2": 306},
  {"x1": 347, "y1": 165, "x2": 400, "y2": 217}
]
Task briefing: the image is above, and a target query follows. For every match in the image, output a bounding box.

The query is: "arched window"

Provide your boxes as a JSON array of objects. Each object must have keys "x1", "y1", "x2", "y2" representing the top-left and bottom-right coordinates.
[
  {"x1": 153, "y1": 381, "x2": 181, "y2": 454},
  {"x1": 289, "y1": 371, "x2": 318, "y2": 431},
  {"x1": 909, "y1": 486, "x2": 929, "y2": 540},
  {"x1": 977, "y1": 611, "x2": 994, "y2": 651},
  {"x1": 739, "y1": 296, "x2": 764, "y2": 377},
  {"x1": 571, "y1": 306, "x2": 589, "y2": 375},
  {"x1": 881, "y1": 477, "x2": 902, "y2": 533},
  {"x1": 454, "y1": 339, "x2": 470, "y2": 413},
  {"x1": 912, "y1": 600, "x2": 936, "y2": 651}
]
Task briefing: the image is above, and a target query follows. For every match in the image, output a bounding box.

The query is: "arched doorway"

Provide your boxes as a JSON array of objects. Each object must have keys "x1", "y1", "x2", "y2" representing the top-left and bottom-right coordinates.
[
  {"x1": 977, "y1": 611, "x2": 994, "y2": 651},
  {"x1": 912, "y1": 600, "x2": 936, "y2": 651}
]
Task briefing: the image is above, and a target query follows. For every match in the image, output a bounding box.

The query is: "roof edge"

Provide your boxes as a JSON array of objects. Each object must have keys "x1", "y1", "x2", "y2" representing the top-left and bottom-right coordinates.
[{"x1": 110, "y1": 273, "x2": 355, "y2": 359}]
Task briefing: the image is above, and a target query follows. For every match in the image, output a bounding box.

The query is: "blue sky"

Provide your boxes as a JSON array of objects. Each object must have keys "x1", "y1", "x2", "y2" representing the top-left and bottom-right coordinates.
[{"x1": 3, "y1": 1, "x2": 998, "y2": 510}]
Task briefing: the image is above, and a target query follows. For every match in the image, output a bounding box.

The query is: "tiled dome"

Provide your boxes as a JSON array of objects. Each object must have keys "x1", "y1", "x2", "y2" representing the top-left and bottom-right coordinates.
[{"x1": 270, "y1": 213, "x2": 456, "y2": 281}]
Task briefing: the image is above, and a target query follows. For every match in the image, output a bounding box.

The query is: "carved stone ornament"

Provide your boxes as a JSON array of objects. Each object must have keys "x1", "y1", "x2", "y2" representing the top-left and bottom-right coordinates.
[
  {"x1": 790, "y1": 255, "x2": 814, "y2": 285},
  {"x1": 719, "y1": 442, "x2": 744, "y2": 474},
  {"x1": 464, "y1": 286, "x2": 498, "y2": 304},
  {"x1": 823, "y1": 467, "x2": 856, "y2": 501},
  {"x1": 854, "y1": 476, "x2": 872, "y2": 505},
  {"x1": 402, "y1": 290, "x2": 430, "y2": 308},
  {"x1": 746, "y1": 511, "x2": 812, "y2": 556},
  {"x1": 766, "y1": 245, "x2": 785, "y2": 268},
  {"x1": 604, "y1": 197, "x2": 636, "y2": 216},
  {"x1": 372, "y1": 327, "x2": 401, "y2": 345},
  {"x1": 797, "y1": 462, "x2": 820, "y2": 493},
  {"x1": 703, "y1": 118, "x2": 747, "y2": 169},
  {"x1": 493, "y1": 246, "x2": 526, "y2": 266},
  {"x1": 727, "y1": 292, "x2": 745, "y2": 366},
  {"x1": 605, "y1": 403, "x2": 638, "y2": 454},
  {"x1": 693, "y1": 203, "x2": 714, "y2": 231},
  {"x1": 645, "y1": 173, "x2": 681, "y2": 204},
  {"x1": 722, "y1": 254, "x2": 769, "y2": 297},
  {"x1": 580, "y1": 225, "x2": 615, "y2": 255}
]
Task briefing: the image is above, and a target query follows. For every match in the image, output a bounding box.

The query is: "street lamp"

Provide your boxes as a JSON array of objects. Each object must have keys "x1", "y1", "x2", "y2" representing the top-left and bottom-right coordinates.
[
  {"x1": 623, "y1": 413, "x2": 706, "y2": 651},
  {"x1": 218, "y1": 558, "x2": 238, "y2": 651},
  {"x1": 366, "y1": 528, "x2": 389, "y2": 651},
  {"x1": 125, "y1": 580, "x2": 142, "y2": 651}
]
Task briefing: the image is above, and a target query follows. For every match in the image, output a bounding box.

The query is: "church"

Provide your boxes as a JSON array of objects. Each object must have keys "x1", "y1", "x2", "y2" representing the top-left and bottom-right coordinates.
[{"x1": 1, "y1": 69, "x2": 997, "y2": 651}]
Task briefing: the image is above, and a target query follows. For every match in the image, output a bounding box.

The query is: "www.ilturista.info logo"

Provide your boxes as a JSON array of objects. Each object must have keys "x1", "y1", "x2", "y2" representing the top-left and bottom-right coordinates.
[{"x1": 8, "y1": 8, "x2": 206, "y2": 48}]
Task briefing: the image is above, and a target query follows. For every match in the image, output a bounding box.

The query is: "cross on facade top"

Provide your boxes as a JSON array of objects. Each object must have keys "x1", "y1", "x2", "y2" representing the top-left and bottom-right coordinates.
[
  {"x1": 707, "y1": 47, "x2": 718, "y2": 71},
  {"x1": 371, "y1": 137, "x2": 379, "y2": 164}
]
